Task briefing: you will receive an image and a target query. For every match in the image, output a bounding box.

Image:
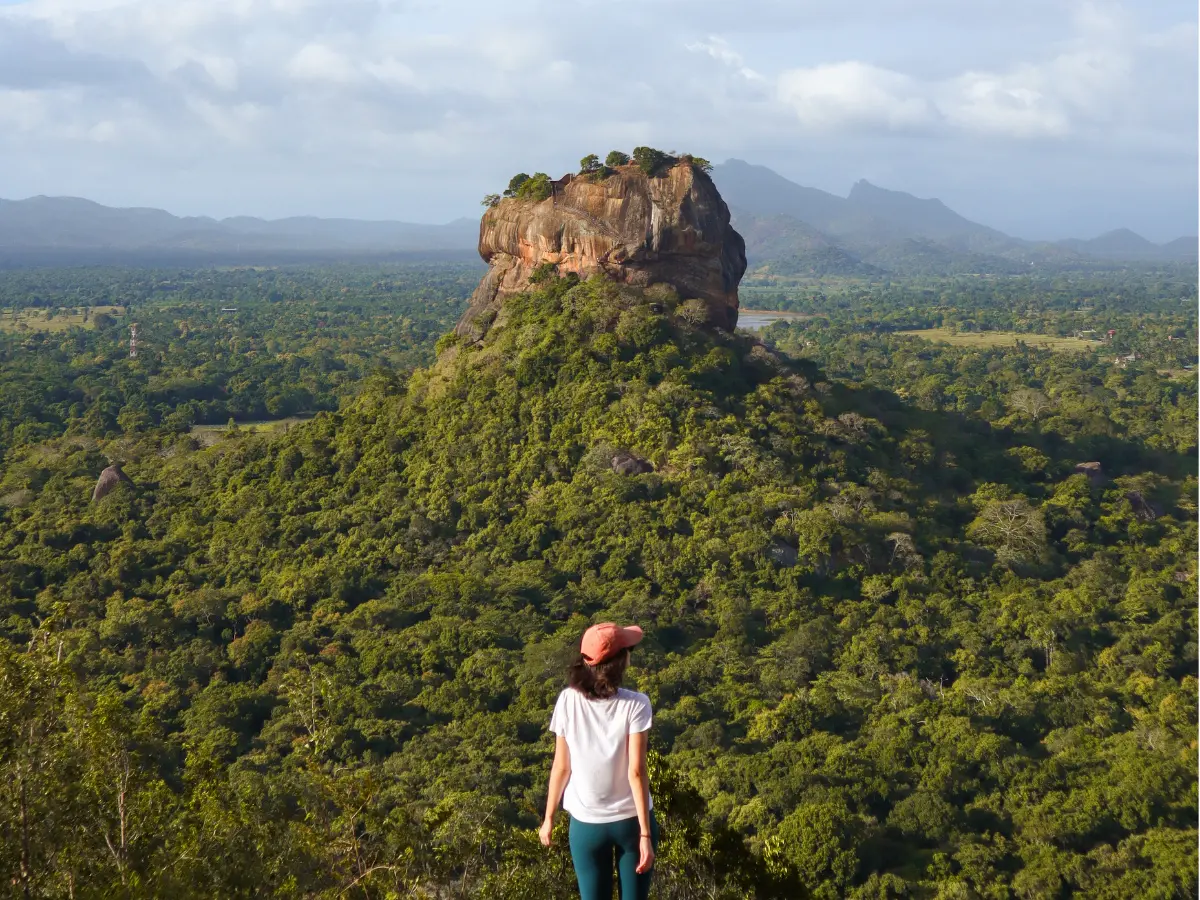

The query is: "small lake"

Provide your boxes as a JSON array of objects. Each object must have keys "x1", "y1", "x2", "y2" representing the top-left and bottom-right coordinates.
[{"x1": 737, "y1": 310, "x2": 810, "y2": 331}]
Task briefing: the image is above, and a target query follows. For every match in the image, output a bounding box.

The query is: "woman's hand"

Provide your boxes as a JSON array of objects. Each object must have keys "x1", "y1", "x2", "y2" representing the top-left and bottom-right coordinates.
[
  {"x1": 635, "y1": 834, "x2": 655, "y2": 874},
  {"x1": 542, "y1": 735, "x2": 570, "y2": 849}
]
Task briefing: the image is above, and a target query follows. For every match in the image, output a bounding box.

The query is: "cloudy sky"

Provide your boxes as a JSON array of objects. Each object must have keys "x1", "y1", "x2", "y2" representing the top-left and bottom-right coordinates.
[{"x1": 0, "y1": 0, "x2": 1195, "y2": 240}]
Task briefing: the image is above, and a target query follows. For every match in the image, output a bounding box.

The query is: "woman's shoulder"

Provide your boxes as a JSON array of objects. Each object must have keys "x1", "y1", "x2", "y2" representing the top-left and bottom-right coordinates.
[
  {"x1": 617, "y1": 688, "x2": 653, "y2": 732},
  {"x1": 616, "y1": 687, "x2": 652, "y2": 708},
  {"x1": 555, "y1": 686, "x2": 579, "y2": 705}
]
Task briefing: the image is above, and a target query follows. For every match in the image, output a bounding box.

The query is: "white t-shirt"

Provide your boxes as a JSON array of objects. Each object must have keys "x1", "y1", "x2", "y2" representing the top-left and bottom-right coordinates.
[{"x1": 548, "y1": 687, "x2": 654, "y2": 824}]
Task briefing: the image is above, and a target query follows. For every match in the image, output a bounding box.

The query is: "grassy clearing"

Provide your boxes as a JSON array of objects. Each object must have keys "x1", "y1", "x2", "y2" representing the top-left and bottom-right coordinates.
[
  {"x1": 190, "y1": 415, "x2": 314, "y2": 447},
  {"x1": 0, "y1": 306, "x2": 126, "y2": 333},
  {"x1": 896, "y1": 328, "x2": 1097, "y2": 352},
  {"x1": 1157, "y1": 368, "x2": 1198, "y2": 381}
]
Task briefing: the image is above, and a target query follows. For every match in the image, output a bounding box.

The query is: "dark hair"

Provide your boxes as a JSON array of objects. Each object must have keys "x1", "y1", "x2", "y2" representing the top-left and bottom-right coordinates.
[{"x1": 568, "y1": 648, "x2": 629, "y2": 700}]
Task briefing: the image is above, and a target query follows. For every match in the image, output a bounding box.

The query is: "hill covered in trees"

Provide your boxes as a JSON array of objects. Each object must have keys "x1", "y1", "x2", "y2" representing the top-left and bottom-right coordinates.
[{"x1": 0, "y1": 264, "x2": 1195, "y2": 897}]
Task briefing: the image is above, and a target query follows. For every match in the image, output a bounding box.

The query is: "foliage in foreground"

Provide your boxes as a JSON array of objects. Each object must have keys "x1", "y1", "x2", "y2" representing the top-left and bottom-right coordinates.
[{"x1": 0, "y1": 273, "x2": 1195, "y2": 897}]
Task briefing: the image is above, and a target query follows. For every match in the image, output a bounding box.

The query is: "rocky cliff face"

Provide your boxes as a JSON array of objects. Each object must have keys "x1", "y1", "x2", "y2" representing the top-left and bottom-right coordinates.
[{"x1": 458, "y1": 162, "x2": 746, "y2": 336}]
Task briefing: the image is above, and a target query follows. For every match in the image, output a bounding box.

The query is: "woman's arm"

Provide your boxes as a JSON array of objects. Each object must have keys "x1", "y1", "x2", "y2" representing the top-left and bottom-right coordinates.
[
  {"x1": 627, "y1": 730, "x2": 655, "y2": 874},
  {"x1": 539, "y1": 735, "x2": 571, "y2": 846}
]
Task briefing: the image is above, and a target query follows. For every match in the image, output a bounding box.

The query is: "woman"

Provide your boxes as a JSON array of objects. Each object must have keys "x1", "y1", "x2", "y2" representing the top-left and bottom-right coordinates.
[{"x1": 540, "y1": 622, "x2": 659, "y2": 900}]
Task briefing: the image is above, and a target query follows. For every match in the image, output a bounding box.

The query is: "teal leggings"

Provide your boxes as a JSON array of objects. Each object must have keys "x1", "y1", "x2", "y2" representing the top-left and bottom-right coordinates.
[{"x1": 568, "y1": 813, "x2": 659, "y2": 900}]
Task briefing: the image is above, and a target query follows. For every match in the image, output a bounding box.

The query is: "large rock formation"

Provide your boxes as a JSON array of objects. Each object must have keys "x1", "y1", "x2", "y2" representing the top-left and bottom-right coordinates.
[{"x1": 458, "y1": 162, "x2": 747, "y2": 336}]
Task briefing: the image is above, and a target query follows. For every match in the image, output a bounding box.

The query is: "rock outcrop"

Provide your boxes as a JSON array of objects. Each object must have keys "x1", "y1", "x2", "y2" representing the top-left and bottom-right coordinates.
[
  {"x1": 610, "y1": 450, "x2": 653, "y2": 476},
  {"x1": 458, "y1": 162, "x2": 746, "y2": 336},
  {"x1": 93, "y1": 464, "x2": 133, "y2": 501}
]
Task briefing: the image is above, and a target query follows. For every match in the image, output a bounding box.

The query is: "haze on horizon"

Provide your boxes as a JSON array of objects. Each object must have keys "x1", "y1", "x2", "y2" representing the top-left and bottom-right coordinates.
[{"x1": 0, "y1": 0, "x2": 1195, "y2": 242}]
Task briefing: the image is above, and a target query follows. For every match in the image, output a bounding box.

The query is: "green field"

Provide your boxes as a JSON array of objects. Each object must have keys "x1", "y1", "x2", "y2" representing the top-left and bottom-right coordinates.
[
  {"x1": 897, "y1": 327, "x2": 1097, "y2": 352},
  {"x1": 190, "y1": 415, "x2": 314, "y2": 446},
  {"x1": 0, "y1": 305, "x2": 125, "y2": 333},
  {"x1": 1158, "y1": 367, "x2": 1198, "y2": 381}
]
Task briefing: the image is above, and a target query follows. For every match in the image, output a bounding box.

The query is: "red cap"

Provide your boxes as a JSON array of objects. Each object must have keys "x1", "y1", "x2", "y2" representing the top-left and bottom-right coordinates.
[{"x1": 581, "y1": 622, "x2": 644, "y2": 665}]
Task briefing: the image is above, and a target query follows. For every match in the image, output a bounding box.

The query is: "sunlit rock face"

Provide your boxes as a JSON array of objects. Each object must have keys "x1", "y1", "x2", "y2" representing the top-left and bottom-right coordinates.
[{"x1": 458, "y1": 162, "x2": 747, "y2": 336}]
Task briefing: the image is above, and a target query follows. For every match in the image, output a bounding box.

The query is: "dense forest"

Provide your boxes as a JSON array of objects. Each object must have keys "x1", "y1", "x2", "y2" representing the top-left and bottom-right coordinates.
[
  {"x1": 0, "y1": 263, "x2": 1196, "y2": 898},
  {"x1": 741, "y1": 269, "x2": 1197, "y2": 368},
  {"x1": 0, "y1": 264, "x2": 477, "y2": 459}
]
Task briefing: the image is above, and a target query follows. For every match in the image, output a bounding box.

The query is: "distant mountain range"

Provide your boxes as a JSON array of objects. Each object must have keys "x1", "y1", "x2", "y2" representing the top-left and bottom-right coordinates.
[
  {"x1": 0, "y1": 164, "x2": 1194, "y2": 274},
  {"x1": 0, "y1": 196, "x2": 477, "y2": 256},
  {"x1": 711, "y1": 159, "x2": 1196, "y2": 276},
  {"x1": 1057, "y1": 228, "x2": 1199, "y2": 260}
]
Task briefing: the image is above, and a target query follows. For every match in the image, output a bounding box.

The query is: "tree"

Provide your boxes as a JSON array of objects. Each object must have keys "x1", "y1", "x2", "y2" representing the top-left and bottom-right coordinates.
[
  {"x1": 632, "y1": 146, "x2": 674, "y2": 176},
  {"x1": 967, "y1": 497, "x2": 1048, "y2": 567},
  {"x1": 1006, "y1": 445, "x2": 1050, "y2": 475},
  {"x1": 578, "y1": 154, "x2": 600, "y2": 174},
  {"x1": 503, "y1": 173, "x2": 530, "y2": 197},
  {"x1": 605, "y1": 150, "x2": 630, "y2": 167},
  {"x1": 481, "y1": 193, "x2": 501, "y2": 208},
  {"x1": 775, "y1": 801, "x2": 863, "y2": 899},
  {"x1": 678, "y1": 298, "x2": 709, "y2": 326},
  {"x1": 514, "y1": 173, "x2": 553, "y2": 202},
  {"x1": 1007, "y1": 387, "x2": 1053, "y2": 421},
  {"x1": 117, "y1": 403, "x2": 152, "y2": 434}
]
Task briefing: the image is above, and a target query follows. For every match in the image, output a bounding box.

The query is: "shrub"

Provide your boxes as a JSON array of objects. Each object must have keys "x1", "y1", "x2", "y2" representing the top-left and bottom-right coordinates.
[
  {"x1": 514, "y1": 172, "x2": 553, "y2": 202},
  {"x1": 503, "y1": 173, "x2": 530, "y2": 197},
  {"x1": 680, "y1": 154, "x2": 713, "y2": 173},
  {"x1": 679, "y1": 298, "x2": 710, "y2": 326},
  {"x1": 615, "y1": 307, "x2": 667, "y2": 351},
  {"x1": 632, "y1": 146, "x2": 676, "y2": 177},
  {"x1": 644, "y1": 282, "x2": 680, "y2": 312},
  {"x1": 579, "y1": 154, "x2": 616, "y2": 182}
]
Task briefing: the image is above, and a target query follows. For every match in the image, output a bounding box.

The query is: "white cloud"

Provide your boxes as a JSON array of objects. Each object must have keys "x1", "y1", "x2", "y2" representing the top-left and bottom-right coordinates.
[
  {"x1": 196, "y1": 56, "x2": 239, "y2": 92},
  {"x1": 707, "y1": 2, "x2": 1186, "y2": 142},
  {"x1": 776, "y1": 62, "x2": 932, "y2": 131},
  {"x1": 0, "y1": 0, "x2": 1191, "y2": 236},
  {"x1": 364, "y1": 57, "x2": 419, "y2": 90},
  {"x1": 0, "y1": 89, "x2": 52, "y2": 133},
  {"x1": 287, "y1": 44, "x2": 358, "y2": 85},
  {"x1": 686, "y1": 36, "x2": 764, "y2": 82},
  {"x1": 185, "y1": 96, "x2": 262, "y2": 145},
  {"x1": 939, "y1": 69, "x2": 1068, "y2": 138}
]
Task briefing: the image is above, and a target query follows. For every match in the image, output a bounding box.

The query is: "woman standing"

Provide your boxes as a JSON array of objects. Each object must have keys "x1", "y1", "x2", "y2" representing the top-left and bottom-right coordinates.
[{"x1": 539, "y1": 623, "x2": 659, "y2": 899}]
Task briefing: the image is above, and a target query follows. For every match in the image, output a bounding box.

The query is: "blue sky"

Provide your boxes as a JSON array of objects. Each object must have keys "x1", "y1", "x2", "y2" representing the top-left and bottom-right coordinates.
[{"x1": 0, "y1": 0, "x2": 1195, "y2": 240}]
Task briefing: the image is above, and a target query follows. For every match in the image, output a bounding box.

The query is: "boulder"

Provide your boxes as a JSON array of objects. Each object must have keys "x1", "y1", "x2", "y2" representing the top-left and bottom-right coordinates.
[
  {"x1": 610, "y1": 450, "x2": 653, "y2": 476},
  {"x1": 93, "y1": 464, "x2": 133, "y2": 501}
]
